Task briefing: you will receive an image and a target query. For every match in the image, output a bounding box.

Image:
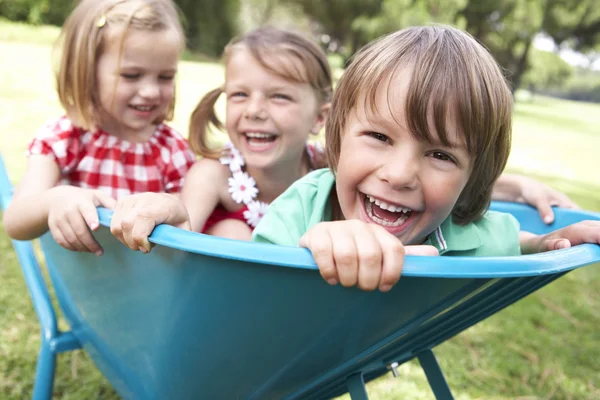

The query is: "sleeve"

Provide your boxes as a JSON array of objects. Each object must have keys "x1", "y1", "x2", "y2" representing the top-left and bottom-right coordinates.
[
  {"x1": 26, "y1": 117, "x2": 76, "y2": 172},
  {"x1": 163, "y1": 136, "x2": 196, "y2": 193}
]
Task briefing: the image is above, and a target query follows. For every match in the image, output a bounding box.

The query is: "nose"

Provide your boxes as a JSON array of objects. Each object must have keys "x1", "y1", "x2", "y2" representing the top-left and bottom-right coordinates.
[
  {"x1": 244, "y1": 94, "x2": 267, "y2": 120},
  {"x1": 378, "y1": 149, "x2": 420, "y2": 190},
  {"x1": 139, "y1": 80, "x2": 160, "y2": 99}
]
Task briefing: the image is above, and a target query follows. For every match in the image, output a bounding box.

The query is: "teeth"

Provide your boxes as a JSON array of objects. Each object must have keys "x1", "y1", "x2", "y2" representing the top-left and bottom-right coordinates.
[
  {"x1": 365, "y1": 201, "x2": 410, "y2": 227},
  {"x1": 245, "y1": 132, "x2": 274, "y2": 139},
  {"x1": 132, "y1": 105, "x2": 153, "y2": 111},
  {"x1": 366, "y1": 195, "x2": 411, "y2": 213}
]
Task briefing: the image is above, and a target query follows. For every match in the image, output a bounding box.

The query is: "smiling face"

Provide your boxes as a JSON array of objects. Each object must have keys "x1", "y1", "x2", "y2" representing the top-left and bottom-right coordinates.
[
  {"x1": 95, "y1": 27, "x2": 181, "y2": 141},
  {"x1": 224, "y1": 47, "x2": 326, "y2": 171},
  {"x1": 335, "y1": 69, "x2": 473, "y2": 245}
]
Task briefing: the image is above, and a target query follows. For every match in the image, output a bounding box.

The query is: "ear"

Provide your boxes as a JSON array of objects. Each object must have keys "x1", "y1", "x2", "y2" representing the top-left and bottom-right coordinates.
[{"x1": 310, "y1": 102, "x2": 331, "y2": 135}]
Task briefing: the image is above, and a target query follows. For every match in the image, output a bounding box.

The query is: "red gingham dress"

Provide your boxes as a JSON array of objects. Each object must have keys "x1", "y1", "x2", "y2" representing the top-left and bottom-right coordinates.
[{"x1": 27, "y1": 116, "x2": 196, "y2": 199}]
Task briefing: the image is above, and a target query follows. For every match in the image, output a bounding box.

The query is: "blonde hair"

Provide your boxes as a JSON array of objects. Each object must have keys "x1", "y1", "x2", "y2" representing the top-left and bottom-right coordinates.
[
  {"x1": 326, "y1": 25, "x2": 513, "y2": 224},
  {"x1": 188, "y1": 27, "x2": 333, "y2": 159},
  {"x1": 55, "y1": 0, "x2": 185, "y2": 130}
]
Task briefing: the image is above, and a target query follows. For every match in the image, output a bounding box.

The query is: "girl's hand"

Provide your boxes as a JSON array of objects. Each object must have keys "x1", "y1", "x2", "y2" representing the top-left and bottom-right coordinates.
[
  {"x1": 494, "y1": 174, "x2": 580, "y2": 224},
  {"x1": 110, "y1": 193, "x2": 191, "y2": 253},
  {"x1": 47, "y1": 187, "x2": 116, "y2": 255},
  {"x1": 299, "y1": 220, "x2": 438, "y2": 292},
  {"x1": 520, "y1": 220, "x2": 600, "y2": 254}
]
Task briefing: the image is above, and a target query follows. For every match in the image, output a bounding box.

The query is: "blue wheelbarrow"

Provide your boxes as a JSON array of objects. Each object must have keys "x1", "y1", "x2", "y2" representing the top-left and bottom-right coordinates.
[{"x1": 0, "y1": 153, "x2": 599, "y2": 400}]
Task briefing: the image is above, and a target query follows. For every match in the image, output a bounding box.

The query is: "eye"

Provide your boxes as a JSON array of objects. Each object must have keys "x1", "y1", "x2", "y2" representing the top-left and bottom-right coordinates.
[
  {"x1": 430, "y1": 151, "x2": 455, "y2": 163},
  {"x1": 229, "y1": 91, "x2": 247, "y2": 98},
  {"x1": 159, "y1": 74, "x2": 175, "y2": 81},
  {"x1": 272, "y1": 93, "x2": 292, "y2": 101},
  {"x1": 121, "y1": 73, "x2": 140, "y2": 80},
  {"x1": 366, "y1": 131, "x2": 391, "y2": 143}
]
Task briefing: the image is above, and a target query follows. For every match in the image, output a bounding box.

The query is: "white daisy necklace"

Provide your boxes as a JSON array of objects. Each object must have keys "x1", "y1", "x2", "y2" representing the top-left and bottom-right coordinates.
[{"x1": 219, "y1": 141, "x2": 322, "y2": 228}]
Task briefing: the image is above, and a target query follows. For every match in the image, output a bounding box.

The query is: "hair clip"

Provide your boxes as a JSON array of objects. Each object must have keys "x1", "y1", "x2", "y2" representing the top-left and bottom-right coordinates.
[{"x1": 97, "y1": 15, "x2": 106, "y2": 28}]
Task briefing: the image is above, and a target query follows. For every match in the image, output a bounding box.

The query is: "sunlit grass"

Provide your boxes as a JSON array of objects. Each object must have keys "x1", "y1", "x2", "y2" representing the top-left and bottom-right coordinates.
[{"x1": 1, "y1": 19, "x2": 599, "y2": 399}]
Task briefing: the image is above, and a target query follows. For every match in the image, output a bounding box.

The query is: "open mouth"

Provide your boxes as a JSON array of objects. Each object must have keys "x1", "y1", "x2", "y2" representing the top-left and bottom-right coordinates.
[
  {"x1": 244, "y1": 132, "x2": 278, "y2": 149},
  {"x1": 129, "y1": 105, "x2": 155, "y2": 112},
  {"x1": 364, "y1": 193, "x2": 412, "y2": 227}
]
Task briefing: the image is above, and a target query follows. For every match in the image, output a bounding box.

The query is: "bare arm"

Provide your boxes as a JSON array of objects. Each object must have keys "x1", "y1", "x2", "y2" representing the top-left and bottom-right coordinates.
[
  {"x1": 181, "y1": 158, "x2": 228, "y2": 233},
  {"x1": 493, "y1": 173, "x2": 580, "y2": 224},
  {"x1": 3, "y1": 155, "x2": 61, "y2": 239}
]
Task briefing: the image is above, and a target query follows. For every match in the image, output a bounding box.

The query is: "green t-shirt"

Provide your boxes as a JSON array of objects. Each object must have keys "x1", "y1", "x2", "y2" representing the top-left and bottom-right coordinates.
[{"x1": 252, "y1": 169, "x2": 521, "y2": 256}]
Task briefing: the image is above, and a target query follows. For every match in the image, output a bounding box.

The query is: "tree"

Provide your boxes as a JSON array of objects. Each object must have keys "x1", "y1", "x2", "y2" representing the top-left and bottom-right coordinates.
[
  {"x1": 175, "y1": 0, "x2": 240, "y2": 57},
  {"x1": 522, "y1": 48, "x2": 573, "y2": 94},
  {"x1": 280, "y1": 0, "x2": 383, "y2": 61}
]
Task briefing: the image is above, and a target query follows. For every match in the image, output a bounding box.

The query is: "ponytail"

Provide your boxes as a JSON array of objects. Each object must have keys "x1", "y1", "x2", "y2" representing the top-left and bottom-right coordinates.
[{"x1": 188, "y1": 87, "x2": 224, "y2": 159}]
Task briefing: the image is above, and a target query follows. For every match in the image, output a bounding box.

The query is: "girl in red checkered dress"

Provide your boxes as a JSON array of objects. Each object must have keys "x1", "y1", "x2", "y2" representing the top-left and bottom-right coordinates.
[
  {"x1": 3, "y1": 0, "x2": 195, "y2": 255},
  {"x1": 109, "y1": 28, "x2": 579, "y2": 254}
]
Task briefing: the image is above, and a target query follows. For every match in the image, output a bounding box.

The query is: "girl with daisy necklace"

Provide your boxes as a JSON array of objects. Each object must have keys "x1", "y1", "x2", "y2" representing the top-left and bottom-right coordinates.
[
  {"x1": 2, "y1": 0, "x2": 195, "y2": 255},
  {"x1": 110, "y1": 27, "x2": 580, "y2": 253}
]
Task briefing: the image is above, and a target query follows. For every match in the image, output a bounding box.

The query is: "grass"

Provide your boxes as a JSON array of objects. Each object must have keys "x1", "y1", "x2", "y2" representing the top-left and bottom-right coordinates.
[{"x1": 0, "y1": 19, "x2": 599, "y2": 399}]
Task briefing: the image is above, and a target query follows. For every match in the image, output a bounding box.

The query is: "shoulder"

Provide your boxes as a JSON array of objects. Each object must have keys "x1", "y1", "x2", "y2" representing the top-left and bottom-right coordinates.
[
  {"x1": 476, "y1": 211, "x2": 520, "y2": 238},
  {"x1": 28, "y1": 116, "x2": 85, "y2": 159},
  {"x1": 286, "y1": 168, "x2": 334, "y2": 194},
  {"x1": 33, "y1": 116, "x2": 81, "y2": 141},
  {"x1": 272, "y1": 168, "x2": 334, "y2": 210},
  {"x1": 467, "y1": 211, "x2": 521, "y2": 256},
  {"x1": 252, "y1": 169, "x2": 335, "y2": 246},
  {"x1": 187, "y1": 157, "x2": 230, "y2": 181}
]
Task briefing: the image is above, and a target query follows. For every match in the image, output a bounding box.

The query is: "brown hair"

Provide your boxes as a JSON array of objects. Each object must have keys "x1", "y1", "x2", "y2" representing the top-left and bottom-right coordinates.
[
  {"x1": 55, "y1": 0, "x2": 185, "y2": 131},
  {"x1": 326, "y1": 25, "x2": 513, "y2": 224},
  {"x1": 188, "y1": 27, "x2": 333, "y2": 159}
]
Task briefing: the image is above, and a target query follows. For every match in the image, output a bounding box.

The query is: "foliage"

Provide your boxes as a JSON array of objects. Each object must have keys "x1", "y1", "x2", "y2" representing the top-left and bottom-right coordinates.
[
  {"x1": 0, "y1": 0, "x2": 73, "y2": 25},
  {"x1": 175, "y1": 0, "x2": 240, "y2": 57},
  {"x1": 540, "y1": 68, "x2": 600, "y2": 102},
  {"x1": 522, "y1": 49, "x2": 573, "y2": 92}
]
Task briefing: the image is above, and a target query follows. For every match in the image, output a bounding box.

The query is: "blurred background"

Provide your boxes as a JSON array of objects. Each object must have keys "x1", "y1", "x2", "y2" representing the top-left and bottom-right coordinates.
[
  {"x1": 2, "y1": 0, "x2": 600, "y2": 100},
  {"x1": 0, "y1": 1, "x2": 599, "y2": 399}
]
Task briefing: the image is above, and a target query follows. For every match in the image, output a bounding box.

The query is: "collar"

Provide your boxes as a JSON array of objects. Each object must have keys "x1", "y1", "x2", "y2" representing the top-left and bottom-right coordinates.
[{"x1": 424, "y1": 215, "x2": 483, "y2": 255}]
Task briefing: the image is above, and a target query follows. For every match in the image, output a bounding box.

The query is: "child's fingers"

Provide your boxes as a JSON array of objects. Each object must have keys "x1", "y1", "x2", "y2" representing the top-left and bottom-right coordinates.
[
  {"x1": 300, "y1": 226, "x2": 338, "y2": 285},
  {"x1": 565, "y1": 220, "x2": 600, "y2": 246},
  {"x1": 353, "y1": 228, "x2": 382, "y2": 291},
  {"x1": 130, "y1": 215, "x2": 156, "y2": 253},
  {"x1": 55, "y1": 216, "x2": 93, "y2": 253},
  {"x1": 536, "y1": 202, "x2": 555, "y2": 225},
  {"x1": 374, "y1": 228, "x2": 405, "y2": 292},
  {"x1": 49, "y1": 219, "x2": 77, "y2": 252},
  {"x1": 331, "y1": 225, "x2": 360, "y2": 288},
  {"x1": 79, "y1": 201, "x2": 100, "y2": 231},
  {"x1": 404, "y1": 245, "x2": 440, "y2": 256},
  {"x1": 68, "y1": 210, "x2": 103, "y2": 255},
  {"x1": 93, "y1": 190, "x2": 117, "y2": 210},
  {"x1": 547, "y1": 238, "x2": 571, "y2": 251}
]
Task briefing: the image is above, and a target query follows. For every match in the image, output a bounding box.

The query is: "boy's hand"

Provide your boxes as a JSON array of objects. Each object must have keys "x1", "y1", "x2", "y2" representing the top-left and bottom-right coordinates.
[
  {"x1": 47, "y1": 187, "x2": 116, "y2": 255},
  {"x1": 521, "y1": 220, "x2": 600, "y2": 254},
  {"x1": 110, "y1": 193, "x2": 191, "y2": 253},
  {"x1": 506, "y1": 175, "x2": 580, "y2": 224},
  {"x1": 299, "y1": 220, "x2": 438, "y2": 292}
]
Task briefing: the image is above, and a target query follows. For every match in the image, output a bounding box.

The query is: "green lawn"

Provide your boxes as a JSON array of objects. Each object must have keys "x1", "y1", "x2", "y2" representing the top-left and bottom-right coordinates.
[{"x1": 1, "y1": 20, "x2": 599, "y2": 400}]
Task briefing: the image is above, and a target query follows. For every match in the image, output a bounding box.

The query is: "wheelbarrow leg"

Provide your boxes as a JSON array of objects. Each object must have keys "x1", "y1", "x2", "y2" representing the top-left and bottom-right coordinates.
[
  {"x1": 417, "y1": 349, "x2": 454, "y2": 400},
  {"x1": 32, "y1": 336, "x2": 56, "y2": 400},
  {"x1": 346, "y1": 372, "x2": 369, "y2": 400}
]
